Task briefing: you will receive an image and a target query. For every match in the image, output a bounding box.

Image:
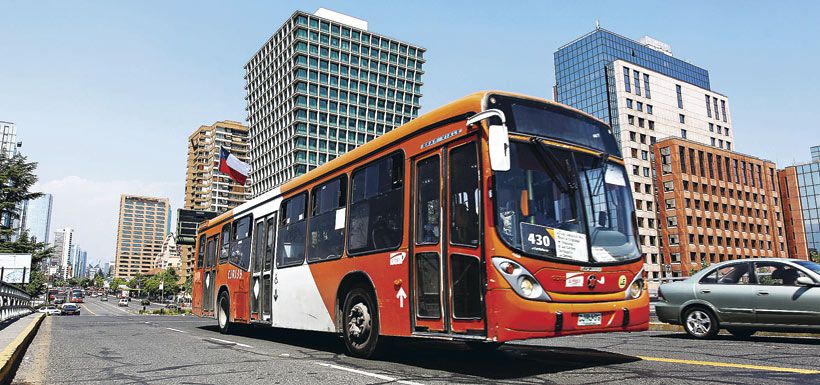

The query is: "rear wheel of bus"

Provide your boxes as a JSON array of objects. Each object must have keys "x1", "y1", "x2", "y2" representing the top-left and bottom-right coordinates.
[
  {"x1": 342, "y1": 287, "x2": 381, "y2": 358},
  {"x1": 218, "y1": 291, "x2": 232, "y2": 334}
]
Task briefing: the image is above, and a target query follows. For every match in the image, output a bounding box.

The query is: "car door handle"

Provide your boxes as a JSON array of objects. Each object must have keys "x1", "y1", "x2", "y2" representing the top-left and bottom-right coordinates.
[
  {"x1": 757, "y1": 291, "x2": 769, "y2": 296},
  {"x1": 700, "y1": 289, "x2": 711, "y2": 294}
]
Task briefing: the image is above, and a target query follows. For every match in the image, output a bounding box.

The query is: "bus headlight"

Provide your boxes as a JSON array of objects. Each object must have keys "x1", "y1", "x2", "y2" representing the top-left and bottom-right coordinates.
[
  {"x1": 625, "y1": 270, "x2": 645, "y2": 300},
  {"x1": 492, "y1": 257, "x2": 550, "y2": 301}
]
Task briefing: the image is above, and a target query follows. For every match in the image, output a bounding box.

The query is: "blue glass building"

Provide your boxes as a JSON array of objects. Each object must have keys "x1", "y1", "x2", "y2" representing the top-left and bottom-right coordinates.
[
  {"x1": 794, "y1": 160, "x2": 820, "y2": 255},
  {"x1": 554, "y1": 28, "x2": 710, "y2": 125}
]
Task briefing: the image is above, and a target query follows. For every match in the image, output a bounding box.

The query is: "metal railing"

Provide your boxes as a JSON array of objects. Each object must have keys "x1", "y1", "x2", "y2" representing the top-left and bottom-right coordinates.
[{"x1": 0, "y1": 281, "x2": 32, "y2": 322}]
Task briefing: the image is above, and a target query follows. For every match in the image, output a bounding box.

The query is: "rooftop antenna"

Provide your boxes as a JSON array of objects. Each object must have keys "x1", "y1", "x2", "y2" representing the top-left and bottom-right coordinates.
[{"x1": 596, "y1": 19, "x2": 600, "y2": 29}]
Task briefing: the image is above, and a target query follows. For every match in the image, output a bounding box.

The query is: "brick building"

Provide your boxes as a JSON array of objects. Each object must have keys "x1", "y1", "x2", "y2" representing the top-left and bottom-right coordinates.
[{"x1": 653, "y1": 138, "x2": 787, "y2": 277}]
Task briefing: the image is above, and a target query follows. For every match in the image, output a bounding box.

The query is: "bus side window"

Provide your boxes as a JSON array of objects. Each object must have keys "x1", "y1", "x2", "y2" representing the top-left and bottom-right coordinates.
[
  {"x1": 196, "y1": 234, "x2": 206, "y2": 269},
  {"x1": 449, "y1": 142, "x2": 480, "y2": 247},
  {"x1": 265, "y1": 216, "x2": 275, "y2": 270},
  {"x1": 231, "y1": 216, "x2": 252, "y2": 270},
  {"x1": 206, "y1": 238, "x2": 216, "y2": 268},
  {"x1": 219, "y1": 224, "x2": 231, "y2": 263},
  {"x1": 347, "y1": 152, "x2": 404, "y2": 255},
  {"x1": 277, "y1": 194, "x2": 307, "y2": 267},
  {"x1": 308, "y1": 176, "x2": 347, "y2": 262}
]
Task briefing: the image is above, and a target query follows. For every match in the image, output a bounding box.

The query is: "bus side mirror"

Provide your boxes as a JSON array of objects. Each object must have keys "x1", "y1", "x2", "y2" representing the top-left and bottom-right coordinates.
[{"x1": 467, "y1": 109, "x2": 510, "y2": 172}]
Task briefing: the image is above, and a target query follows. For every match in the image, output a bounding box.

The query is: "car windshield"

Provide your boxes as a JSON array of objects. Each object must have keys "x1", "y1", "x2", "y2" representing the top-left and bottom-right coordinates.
[
  {"x1": 494, "y1": 141, "x2": 640, "y2": 263},
  {"x1": 795, "y1": 261, "x2": 820, "y2": 274}
]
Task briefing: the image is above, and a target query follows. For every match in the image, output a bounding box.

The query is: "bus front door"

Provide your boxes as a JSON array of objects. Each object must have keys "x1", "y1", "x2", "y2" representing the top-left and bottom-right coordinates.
[
  {"x1": 250, "y1": 215, "x2": 276, "y2": 322},
  {"x1": 202, "y1": 237, "x2": 217, "y2": 315},
  {"x1": 411, "y1": 139, "x2": 486, "y2": 335}
]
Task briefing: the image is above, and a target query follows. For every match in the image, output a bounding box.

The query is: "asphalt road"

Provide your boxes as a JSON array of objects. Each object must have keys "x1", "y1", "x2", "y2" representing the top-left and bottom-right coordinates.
[{"x1": 11, "y1": 298, "x2": 820, "y2": 384}]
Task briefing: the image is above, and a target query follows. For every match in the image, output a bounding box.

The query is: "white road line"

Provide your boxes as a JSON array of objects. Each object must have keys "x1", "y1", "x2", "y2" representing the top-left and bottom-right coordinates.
[
  {"x1": 165, "y1": 327, "x2": 187, "y2": 333},
  {"x1": 208, "y1": 337, "x2": 252, "y2": 348},
  {"x1": 315, "y1": 362, "x2": 425, "y2": 385}
]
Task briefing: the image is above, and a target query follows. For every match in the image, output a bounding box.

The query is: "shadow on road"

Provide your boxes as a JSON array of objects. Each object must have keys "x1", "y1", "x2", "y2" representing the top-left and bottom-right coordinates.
[
  {"x1": 198, "y1": 324, "x2": 640, "y2": 379},
  {"x1": 652, "y1": 332, "x2": 820, "y2": 345}
]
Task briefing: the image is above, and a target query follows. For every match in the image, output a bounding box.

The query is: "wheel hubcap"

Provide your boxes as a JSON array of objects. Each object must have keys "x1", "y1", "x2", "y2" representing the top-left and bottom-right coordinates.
[
  {"x1": 347, "y1": 302, "x2": 371, "y2": 344},
  {"x1": 686, "y1": 310, "x2": 711, "y2": 336}
]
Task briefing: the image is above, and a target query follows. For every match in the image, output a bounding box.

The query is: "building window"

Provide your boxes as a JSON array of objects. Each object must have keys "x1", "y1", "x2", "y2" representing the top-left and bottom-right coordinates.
[
  {"x1": 623, "y1": 67, "x2": 631, "y2": 93},
  {"x1": 648, "y1": 120, "x2": 655, "y2": 130},
  {"x1": 628, "y1": 115, "x2": 635, "y2": 125},
  {"x1": 713, "y1": 97, "x2": 720, "y2": 121},
  {"x1": 643, "y1": 74, "x2": 651, "y2": 98},
  {"x1": 626, "y1": 99, "x2": 633, "y2": 109},
  {"x1": 636, "y1": 101, "x2": 643, "y2": 112},
  {"x1": 681, "y1": 129, "x2": 687, "y2": 139},
  {"x1": 721, "y1": 100, "x2": 727, "y2": 122},
  {"x1": 679, "y1": 114, "x2": 686, "y2": 124},
  {"x1": 705, "y1": 95, "x2": 712, "y2": 118},
  {"x1": 633, "y1": 70, "x2": 641, "y2": 96},
  {"x1": 676, "y1": 84, "x2": 683, "y2": 108},
  {"x1": 646, "y1": 104, "x2": 653, "y2": 114}
]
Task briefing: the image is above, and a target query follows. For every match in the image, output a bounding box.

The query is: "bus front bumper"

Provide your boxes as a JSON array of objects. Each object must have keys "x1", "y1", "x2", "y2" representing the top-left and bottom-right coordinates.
[{"x1": 487, "y1": 289, "x2": 650, "y2": 342}]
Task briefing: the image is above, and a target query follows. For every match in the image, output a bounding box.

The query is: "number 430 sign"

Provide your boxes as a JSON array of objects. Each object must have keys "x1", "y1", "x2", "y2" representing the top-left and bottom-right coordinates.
[{"x1": 520, "y1": 222, "x2": 556, "y2": 256}]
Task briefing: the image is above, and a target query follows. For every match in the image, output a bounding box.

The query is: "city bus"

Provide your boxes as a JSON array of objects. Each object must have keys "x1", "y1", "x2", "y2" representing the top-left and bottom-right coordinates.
[
  {"x1": 69, "y1": 288, "x2": 84, "y2": 303},
  {"x1": 192, "y1": 91, "x2": 648, "y2": 357}
]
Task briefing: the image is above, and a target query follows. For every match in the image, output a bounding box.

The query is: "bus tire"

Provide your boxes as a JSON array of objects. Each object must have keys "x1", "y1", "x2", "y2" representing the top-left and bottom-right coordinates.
[
  {"x1": 466, "y1": 341, "x2": 503, "y2": 353},
  {"x1": 217, "y1": 291, "x2": 232, "y2": 334},
  {"x1": 342, "y1": 287, "x2": 381, "y2": 358}
]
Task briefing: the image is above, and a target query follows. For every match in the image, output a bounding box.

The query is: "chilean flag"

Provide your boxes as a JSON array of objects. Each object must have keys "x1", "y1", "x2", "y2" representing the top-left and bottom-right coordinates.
[{"x1": 219, "y1": 146, "x2": 250, "y2": 185}]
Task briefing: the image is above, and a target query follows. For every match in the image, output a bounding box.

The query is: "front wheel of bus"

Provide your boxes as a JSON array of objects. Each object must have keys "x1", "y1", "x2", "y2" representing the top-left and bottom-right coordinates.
[
  {"x1": 342, "y1": 287, "x2": 381, "y2": 358},
  {"x1": 218, "y1": 292, "x2": 232, "y2": 334}
]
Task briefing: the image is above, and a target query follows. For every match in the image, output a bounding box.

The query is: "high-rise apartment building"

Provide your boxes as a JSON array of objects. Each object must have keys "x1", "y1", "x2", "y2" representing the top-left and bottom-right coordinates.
[
  {"x1": 245, "y1": 8, "x2": 425, "y2": 195},
  {"x1": 554, "y1": 29, "x2": 734, "y2": 280},
  {"x1": 19, "y1": 193, "x2": 53, "y2": 243},
  {"x1": 185, "y1": 120, "x2": 251, "y2": 213},
  {"x1": 0, "y1": 121, "x2": 21, "y2": 157},
  {"x1": 779, "y1": 147, "x2": 820, "y2": 259},
  {"x1": 52, "y1": 228, "x2": 74, "y2": 279},
  {"x1": 653, "y1": 138, "x2": 786, "y2": 277},
  {"x1": 114, "y1": 195, "x2": 170, "y2": 279}
]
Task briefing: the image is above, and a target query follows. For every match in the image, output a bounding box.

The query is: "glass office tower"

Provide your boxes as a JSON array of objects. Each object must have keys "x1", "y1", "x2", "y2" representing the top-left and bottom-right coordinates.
[{"x1": 554, "y1": 28, "x2": 710, "y2": 125}]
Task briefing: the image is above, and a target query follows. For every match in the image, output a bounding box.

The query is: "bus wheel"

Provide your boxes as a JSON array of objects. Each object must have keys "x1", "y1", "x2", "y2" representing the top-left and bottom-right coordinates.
[
  {"x1": 218, "y1": 291, "x2": 232, "y2": 334},
  {"x1": 342, "y1": 287, "x2": 381, "y2": 358}
]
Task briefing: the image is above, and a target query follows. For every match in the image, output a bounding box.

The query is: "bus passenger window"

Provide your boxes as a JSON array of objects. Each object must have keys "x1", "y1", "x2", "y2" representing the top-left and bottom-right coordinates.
[
  {"x1": 219, "y1": 224, "x2": 231, "y2": 263},
  {"x1": 265, "y1": 217, "x2": 275, "y2": 270},
  {"x1": 308, "y1": 177, "x2": 347, "y2": 262},
  {"x1": 230, "y1": 216, "x2": 252, "y2": 270},
  {"x1": 253, "y1": 220, "x2": 266, "y2": 272},
  {"x1": 277, "y1": 194, "x2": 307, "y2": 267},
  {"x1": 415, "y1": 156, "x2": 440, "y2": 245},
  {"x1": 348, "y1": 153, "x2": 404, "y2": 255},
  {"x1": 449, "y1": 143, "x2": 480, "y2": 246},
  {"x1": 196, "y1": 235, "x2": 205, "y2": 269}
]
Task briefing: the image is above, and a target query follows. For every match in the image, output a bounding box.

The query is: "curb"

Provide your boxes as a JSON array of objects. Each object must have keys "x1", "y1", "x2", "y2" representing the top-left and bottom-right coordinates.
[
  {"x1": 0, "y1": 314, "x2": 45, "y2": 385},
  {"x1": 649, "y1": 322, "x2": 820, "y2": 338}
]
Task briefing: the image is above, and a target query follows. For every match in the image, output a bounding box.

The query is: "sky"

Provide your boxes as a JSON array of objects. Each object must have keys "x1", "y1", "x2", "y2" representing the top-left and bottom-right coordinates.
[{"x1": 1, "y1": 1, "x2": 818, "y2": 263}]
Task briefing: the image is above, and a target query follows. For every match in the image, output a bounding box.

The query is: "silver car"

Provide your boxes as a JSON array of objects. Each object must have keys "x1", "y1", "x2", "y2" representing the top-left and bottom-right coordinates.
[{"x1": 656, "y1": 258, "x2": 820, "y2": 338}]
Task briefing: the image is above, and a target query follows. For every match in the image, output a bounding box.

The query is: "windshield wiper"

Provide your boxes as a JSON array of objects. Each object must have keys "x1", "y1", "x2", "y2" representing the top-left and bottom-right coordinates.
[{"x1": 531, "y1": 138, "x2": 576, "y2": 193}]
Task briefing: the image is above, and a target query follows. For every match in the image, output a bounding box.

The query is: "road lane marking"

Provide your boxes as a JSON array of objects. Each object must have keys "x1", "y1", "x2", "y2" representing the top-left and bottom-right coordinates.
[
  {"x1": 315, "y1": 362, "x2": 425, "y2": 385},
  {"x1": 165, "y1": 327, "x2": 187, "y2": 333},
  {"x1": 637, "y1": 356, "x2": 820, "y2": 375},
  {"x1": 82, "y1": 305, "x2": 96, "y2": 316},
  {"x1": 208, "y1": 337, "x2": 252, "y2": 348}
]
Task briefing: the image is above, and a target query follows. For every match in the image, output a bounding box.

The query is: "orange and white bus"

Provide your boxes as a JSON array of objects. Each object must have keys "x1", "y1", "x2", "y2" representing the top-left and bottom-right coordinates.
[{"x1": 192, "y1": 91, "x2": 648, "y2": 357}]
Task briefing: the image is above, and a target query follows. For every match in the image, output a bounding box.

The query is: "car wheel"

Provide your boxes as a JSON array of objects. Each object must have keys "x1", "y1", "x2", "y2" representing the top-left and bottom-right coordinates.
[
  {"x1": 683, "y1": 307, "x2": 719, "y2": 339},
  {"x1": 727, "y1": 328, "x2": 756, "y2": 338},
  {"x1": 342, "y1": 287, "x2": 381, "y2": 358},
  {"x1": 217, "y1": 292, "x2": 232, "y2": 334}
]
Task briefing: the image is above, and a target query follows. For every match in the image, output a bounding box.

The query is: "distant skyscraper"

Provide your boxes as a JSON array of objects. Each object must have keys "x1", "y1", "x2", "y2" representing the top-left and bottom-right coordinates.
[
  {"x1": 185, "y1": 120, "x2": 251, "y2": 213},
  {"x1": 0, "y1": 121, "x2": 21, "y2": 157},
  {"x1": 114, "y1": 195, "x2": 170, "y2": 278},
  {"x1": 555, "y1": 28, "x2": 735, "y2": 281},
  {"x1": 53, "y1": 228, "x2": 74, "y2": 279},
  {"x1": 19, "y1": 193, "x2": 53, "y2": 243},
  {"x1": 780, "y1": 147, "x2": 820, "y2": 259},
  {"x1": 245, "y1": 8, "x2": 425, "y2": 194}
]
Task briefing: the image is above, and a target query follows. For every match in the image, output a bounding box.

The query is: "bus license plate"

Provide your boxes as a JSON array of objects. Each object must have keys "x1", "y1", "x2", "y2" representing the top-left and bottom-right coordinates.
[{"x1": 578, "y1": 312, "x2": 601, "y2": 326}]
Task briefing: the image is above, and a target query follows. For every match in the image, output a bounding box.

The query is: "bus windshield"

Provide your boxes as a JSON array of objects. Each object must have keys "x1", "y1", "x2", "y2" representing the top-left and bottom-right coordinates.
[{"x1": 494, "y1": 140, "x2": 640, "y2": 263}]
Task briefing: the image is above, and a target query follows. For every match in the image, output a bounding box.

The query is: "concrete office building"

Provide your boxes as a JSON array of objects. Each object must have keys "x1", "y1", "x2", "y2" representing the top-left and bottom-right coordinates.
[
  {"x1": 114, "y1": 195, "x2": 170, "y2": 279},
  {"x1": 245, "y1": 8, "x2": 425, "y2": 195},
  {"x1": 19, "y1": 193, "x2": 53, "y2": 243},
  {"x1": 52, "y1": 228, "x2": 74, "y2": 279},
  {"x1": 653, "y1": 138, "x2": 786, "y2": 277},
  {"x1": 779, "y1": 146, "x2": 820, "y2": 259},
  {"x1": 555, "y1": 28, "x2": 734, "y2": 280},
  {"x1": 185, "y1": 120, "x2": 251, "y2": 213}
]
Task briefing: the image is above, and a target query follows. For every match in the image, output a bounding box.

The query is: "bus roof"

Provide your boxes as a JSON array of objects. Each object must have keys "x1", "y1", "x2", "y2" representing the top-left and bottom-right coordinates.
[{"x1": 200, "y1": 90, "x2": 605, "y2": 229}]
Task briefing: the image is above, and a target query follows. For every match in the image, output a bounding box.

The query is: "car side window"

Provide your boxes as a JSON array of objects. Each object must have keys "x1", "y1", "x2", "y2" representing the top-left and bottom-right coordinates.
[
  {"x1": 754, "y1": 262, "x2": 809, "y2": 286},
  {"x1": 700, "y1": 263, "x2": 750, "y2": 285}
]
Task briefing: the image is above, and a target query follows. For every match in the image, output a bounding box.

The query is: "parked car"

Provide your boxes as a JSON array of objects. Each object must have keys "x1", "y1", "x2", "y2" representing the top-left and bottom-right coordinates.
[
  {"x1": 38, "y1": 306, "x2": 61, "y2": 316},
  {"x1": 656, "y1": 258, "x2": 820, "y2": 338},
  {"x1": 100, "y1": 296, "x2": 108, "y2": 302},
  {"x1": 118, "y1": 299, "x2": 129, "y2": 307},
  {"x1": 60, "y1": 303, "x2": 81, "y2": 316}
]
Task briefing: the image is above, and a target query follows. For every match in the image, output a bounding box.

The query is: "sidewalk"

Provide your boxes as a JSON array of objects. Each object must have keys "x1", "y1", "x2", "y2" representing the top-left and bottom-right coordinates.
[{"x1": 0, "y1": 314, "x2": 44, "y2": 385}]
